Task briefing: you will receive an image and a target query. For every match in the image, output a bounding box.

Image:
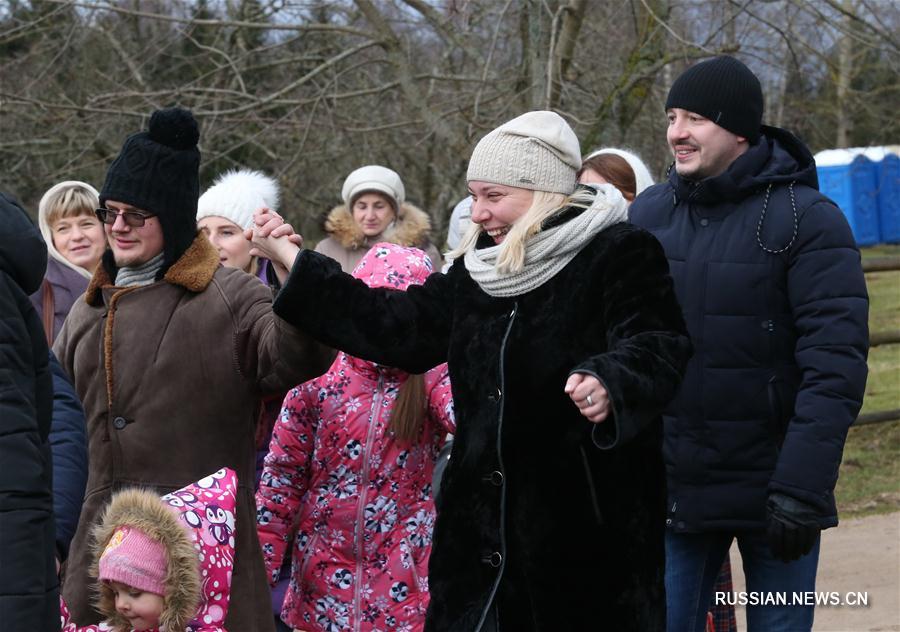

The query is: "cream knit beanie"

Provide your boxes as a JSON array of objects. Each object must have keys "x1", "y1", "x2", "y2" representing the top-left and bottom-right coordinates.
[
  {"x1": 584, "y1": 148, "x2": 655, "y2": 196},
  {"x1": 197, "y1": 169, "x2": 280, "y2": 229},
  {"x1": 466, "y1": 111, "x2": 581, "y2": 194}
]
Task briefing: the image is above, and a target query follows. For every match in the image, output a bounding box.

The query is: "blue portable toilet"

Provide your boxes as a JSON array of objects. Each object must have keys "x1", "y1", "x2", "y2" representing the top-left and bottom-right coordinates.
[
  {"x1": 877, "y1": 154, "x2": 900, "y2": 243},
  {"x1": 817, "y1": 155, "x2": 881, "y2": 247}
]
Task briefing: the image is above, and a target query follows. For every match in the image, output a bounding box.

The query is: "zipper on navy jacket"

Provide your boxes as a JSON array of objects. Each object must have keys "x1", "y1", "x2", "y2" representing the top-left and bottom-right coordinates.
[
  {"x1": 353, "y1": 374, "x2": 384, "y2": 631},
  {"x1": 666, "y1": 501, "x2": 677, "y2": 528},
  {"x1": 474, "y1": 302, "x2": 517, "y2": 632}
]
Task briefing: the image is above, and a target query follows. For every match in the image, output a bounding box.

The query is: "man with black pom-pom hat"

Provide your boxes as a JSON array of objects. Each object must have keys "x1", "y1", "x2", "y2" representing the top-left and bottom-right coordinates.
[{"x1": 53, "y1": 107, "x2": 334, "y2": 632}]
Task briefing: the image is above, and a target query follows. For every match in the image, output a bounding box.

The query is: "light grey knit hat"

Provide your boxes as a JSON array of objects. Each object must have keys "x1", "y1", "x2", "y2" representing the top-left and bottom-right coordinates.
[
  {"x1": 197, "y1": 169, "x2": 280, "y2": 229},
  {"x1": 466, "y1": 111, "x2": 581, "y2": 194}
]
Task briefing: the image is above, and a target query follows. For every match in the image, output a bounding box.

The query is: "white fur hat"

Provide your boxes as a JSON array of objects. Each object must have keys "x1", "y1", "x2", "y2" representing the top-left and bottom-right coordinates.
[
  {"x1": 584, "y1": 148, "x2": 655, "y2": 197},
  {"x1": 197, "y1": 169, "x2": 280, "y2": 229},
  {"x1": 341, "y1": 165, "x2": 405, "y2": 209},
  {"x1": 467, "y1": 111, "x2": 581, "y2": 194}
]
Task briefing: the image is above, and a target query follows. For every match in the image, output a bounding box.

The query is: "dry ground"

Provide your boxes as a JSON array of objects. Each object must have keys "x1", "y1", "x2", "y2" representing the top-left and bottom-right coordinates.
[{"x1": 729, "y1": 512, "x2": 900, "y2": 631}]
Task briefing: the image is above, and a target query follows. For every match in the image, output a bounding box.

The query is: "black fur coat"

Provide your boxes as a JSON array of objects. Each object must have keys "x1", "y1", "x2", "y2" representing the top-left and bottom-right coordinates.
[{"x1": 274, "y1": 221, "x2": 691, "y2": 631}]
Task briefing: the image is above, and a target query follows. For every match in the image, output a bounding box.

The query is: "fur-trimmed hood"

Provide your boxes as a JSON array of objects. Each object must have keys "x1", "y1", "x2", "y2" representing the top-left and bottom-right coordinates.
[
  {"x1": 323, "y1": 201, "x2": 433, "y2": 250},
  {"x1": 89, "y1": 469, "x2": 238, "y2": 631}
]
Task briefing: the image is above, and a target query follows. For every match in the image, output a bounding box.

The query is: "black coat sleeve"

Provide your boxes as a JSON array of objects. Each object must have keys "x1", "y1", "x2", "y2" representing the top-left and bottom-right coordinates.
[
  {"x1": 48, "y1": 350, "x2": 88, "y2": 562},
  {"x1": 273, "y1": 250, "x2": 454, "y2": 374},
  {"x1": 0, "y1": 274, "x2": 59, "y2": 628},
  {"x1": 571, "y1": 227, "x2": 692, "y2": 449}
]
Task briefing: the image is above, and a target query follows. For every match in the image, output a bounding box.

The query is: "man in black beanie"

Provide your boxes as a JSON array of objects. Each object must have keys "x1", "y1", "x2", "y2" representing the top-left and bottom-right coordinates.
[
  {"x1": 630, "y1": 56, "x2": 868, "y2": 631},
  {"x1": 53, "y1": 107, "x2": 333, "y2": 632}
]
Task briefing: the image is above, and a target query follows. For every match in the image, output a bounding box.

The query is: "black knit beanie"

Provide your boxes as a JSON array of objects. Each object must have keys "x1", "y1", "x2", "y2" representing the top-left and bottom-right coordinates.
[
  {"x1": 665, "y1": 56, "x2": 763, "y2": 143},
  {"x1": 100, "y1": 107, "x2": 201, "y2": 275}
]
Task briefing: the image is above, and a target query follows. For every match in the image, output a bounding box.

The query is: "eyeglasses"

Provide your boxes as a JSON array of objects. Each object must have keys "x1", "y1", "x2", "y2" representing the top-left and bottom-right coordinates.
[{"x1": 95, "y1": 207, "x2": 156, "y2": 227}]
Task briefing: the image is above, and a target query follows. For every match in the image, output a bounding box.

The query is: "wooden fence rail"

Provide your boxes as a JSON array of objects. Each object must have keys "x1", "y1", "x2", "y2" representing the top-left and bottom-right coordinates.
[
  {"x1": 856, "y1": 257, "x2": 898, "y2": 426},
  {"x1": 862, "y1": 256, "x2": 900, "y2": 273}
]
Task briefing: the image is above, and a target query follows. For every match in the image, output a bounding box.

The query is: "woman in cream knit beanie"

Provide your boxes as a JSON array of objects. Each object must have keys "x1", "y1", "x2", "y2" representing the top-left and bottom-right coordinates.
[{"x1": 251, "y1": 109, "x2": 690, "y2": 631}]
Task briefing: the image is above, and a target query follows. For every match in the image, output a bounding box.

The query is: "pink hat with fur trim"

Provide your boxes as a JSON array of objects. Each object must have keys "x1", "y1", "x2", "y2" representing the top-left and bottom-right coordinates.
[{"x1": 98, "y1": 525, "x2": 167, "y2": 596}]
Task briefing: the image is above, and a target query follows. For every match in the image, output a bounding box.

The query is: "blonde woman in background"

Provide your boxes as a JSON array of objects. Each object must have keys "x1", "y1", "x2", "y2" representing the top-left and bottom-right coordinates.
[{"x1": 30, "y1": 181, "x2": 105, "y2": 343}]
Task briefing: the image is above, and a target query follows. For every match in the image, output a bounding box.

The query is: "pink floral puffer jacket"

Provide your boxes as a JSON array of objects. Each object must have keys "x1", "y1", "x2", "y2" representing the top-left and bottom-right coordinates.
[{"x1": 256, "y1": 244, "x2": 455, "y2": 632}]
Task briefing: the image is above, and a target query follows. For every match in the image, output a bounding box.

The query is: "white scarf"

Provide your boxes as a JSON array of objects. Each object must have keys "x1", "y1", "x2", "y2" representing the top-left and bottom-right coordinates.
[{"x1": 464, "y1": 184, "x2": 628, "y2": 297}]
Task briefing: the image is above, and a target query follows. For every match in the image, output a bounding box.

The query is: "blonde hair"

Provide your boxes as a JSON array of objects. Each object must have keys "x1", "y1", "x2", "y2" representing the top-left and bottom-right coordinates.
[
  {"x1": 447, "y1": 188, "x2": 596, "y2": 274},
  {"x1": 41, "y1": 183, "x2": 99, "y2": 228},
  {"x1": 37, "y1": 180, "x2": 102, "y2": 279}
]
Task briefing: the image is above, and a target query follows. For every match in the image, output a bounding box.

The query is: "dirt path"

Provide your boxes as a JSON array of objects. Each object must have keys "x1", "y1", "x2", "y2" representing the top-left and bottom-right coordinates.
[{"x1": 729, "y1": 512, "x2": 899, "y2": 631}]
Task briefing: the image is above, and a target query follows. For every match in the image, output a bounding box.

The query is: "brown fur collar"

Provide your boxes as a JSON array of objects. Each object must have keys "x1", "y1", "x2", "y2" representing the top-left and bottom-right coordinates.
[
  {"x1": 91, "y1": 488, "x2": 201, "y2": 631},
  {"x1": 324, "y1": 202, "x2": 433, "y2": 250},
  {"x1": 85, "y1": 233, "x2": 220, "y2": 306}
]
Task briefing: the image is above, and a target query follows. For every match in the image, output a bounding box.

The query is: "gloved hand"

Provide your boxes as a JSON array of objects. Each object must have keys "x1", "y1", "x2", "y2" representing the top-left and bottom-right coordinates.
[{"x1": 766, "y1": 492, "x2": 821, "y2": 563}]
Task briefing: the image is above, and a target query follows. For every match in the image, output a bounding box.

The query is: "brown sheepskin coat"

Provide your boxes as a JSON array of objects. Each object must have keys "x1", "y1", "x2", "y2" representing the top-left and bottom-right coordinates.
[
  {"x1": 314, "y1": 202, "x2": 443, "y2": 272},
  {"x1": 53, "y1": 234, "x2": 333, "y2": 632}
]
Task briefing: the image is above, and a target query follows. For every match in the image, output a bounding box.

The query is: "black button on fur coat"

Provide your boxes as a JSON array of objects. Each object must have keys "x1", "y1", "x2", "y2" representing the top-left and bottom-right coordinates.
[{"x1": 275, "y1": 221, "x2": 691, "y2": 631}]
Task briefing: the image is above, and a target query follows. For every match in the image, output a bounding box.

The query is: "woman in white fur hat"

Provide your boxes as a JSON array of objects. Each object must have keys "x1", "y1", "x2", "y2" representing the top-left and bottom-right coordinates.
[
  {"x1": 197, "y1": 168, "x2": 280, "y2": 279},
  {"x1": 315, "y1": 165, "x2": 442, "y2": 272},
  {"x1": 196, "y1": 167, "x2": 292, "y2": 632},
  {"x1": 250, "y1": 111, "x2": 690, "y2": 631}
]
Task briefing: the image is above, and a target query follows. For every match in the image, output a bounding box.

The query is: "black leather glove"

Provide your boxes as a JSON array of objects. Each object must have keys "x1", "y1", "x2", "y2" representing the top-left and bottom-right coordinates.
[{"x1": 766, "y1": 492, "x2": 821, "y2": 563}]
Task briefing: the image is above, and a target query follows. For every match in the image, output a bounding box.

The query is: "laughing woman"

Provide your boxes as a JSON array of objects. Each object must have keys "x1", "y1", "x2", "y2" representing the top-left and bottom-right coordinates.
[{"x1": 251, "y1": 111, "x2": 691, "y2": 632}]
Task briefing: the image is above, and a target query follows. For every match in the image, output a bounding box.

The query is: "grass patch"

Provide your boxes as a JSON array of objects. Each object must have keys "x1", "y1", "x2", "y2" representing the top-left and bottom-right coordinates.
[
  {"x1": 836, "y1": 245, "x2": 900, "y2": 518},
  {"x1": 836, "y1": 419, "x2": 900, "y2": 517}
]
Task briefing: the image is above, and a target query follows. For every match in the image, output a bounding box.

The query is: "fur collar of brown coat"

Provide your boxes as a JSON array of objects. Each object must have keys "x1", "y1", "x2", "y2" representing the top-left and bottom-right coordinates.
[
  {"x1": 90, "y1": 488, "x2": 201, "y2": 631},
  {"x1": 85, "y1": 234, "x2": 219, "y2": 306},
  {"x1": 324, "y1": 202, "x2": 432, "y2": 250}
]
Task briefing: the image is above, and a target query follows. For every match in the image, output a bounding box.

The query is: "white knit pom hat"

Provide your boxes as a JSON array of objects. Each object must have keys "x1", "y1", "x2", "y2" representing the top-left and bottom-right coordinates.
[
  {"x1": 197, "y1": 169, "x2": 280, "y2": 229},
  {"x1": 584, "y1": 148, "x2": 655, "y2": 197},
  {"x1": 341, "y1": 165, "x2": 405, "y2": 209},
  {"x1": 466, "y1": 111, "x2": 581, "y2": 194}
]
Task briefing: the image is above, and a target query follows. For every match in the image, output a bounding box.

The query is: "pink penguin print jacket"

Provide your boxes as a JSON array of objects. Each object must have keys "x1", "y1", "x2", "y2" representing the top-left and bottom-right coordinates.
[
  {"x1": 60, "y1": 468, "x2": 238, "y2": 632},
  {"x1": 256, "y1": 243, "x2": 455, "y2": 632}
]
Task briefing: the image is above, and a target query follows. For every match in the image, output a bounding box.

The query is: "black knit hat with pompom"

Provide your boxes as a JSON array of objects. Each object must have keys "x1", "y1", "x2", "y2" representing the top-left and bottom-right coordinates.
[{"x1": 101, "y1": 107, "x2": 201, "y2": 276}]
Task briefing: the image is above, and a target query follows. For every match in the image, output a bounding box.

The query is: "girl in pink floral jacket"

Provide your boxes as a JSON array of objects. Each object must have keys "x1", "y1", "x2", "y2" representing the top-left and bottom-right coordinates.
[{"x1": 256, "y1": 243, "x2": 455, "y2": 632}]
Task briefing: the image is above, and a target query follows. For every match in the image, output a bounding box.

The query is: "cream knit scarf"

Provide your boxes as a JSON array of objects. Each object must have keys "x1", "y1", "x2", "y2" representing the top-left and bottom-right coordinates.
[{"x1": 464, "y1": 185, "x2": 628, "y2": 297}]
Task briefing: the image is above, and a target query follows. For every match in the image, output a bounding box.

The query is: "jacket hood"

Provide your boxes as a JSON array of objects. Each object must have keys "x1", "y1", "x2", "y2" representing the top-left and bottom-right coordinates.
[
  {"x1": 85, "y1": 232, "x2": 219, "y2": 306},
  {"x1": 37, "y1": 180, "x2": 100, "y2": 280},
  {"x1": 323, "y1": 201, "x2": 433, "y2": 250},
  {"x1": 91, "y1": 468, "x2": 238, "y2": 631},
  {"x1": 0, "y1": 192, "x2": 48, "y2": 294},
  {"x1": 670, "y1": 125, "x2": 819, "y2": 204}
]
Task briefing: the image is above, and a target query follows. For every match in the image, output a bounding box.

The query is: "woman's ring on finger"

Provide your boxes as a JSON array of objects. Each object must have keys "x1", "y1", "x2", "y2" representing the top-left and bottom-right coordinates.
[{"x1": 586, "y1": 393, "x2": 594, "y2": 406}]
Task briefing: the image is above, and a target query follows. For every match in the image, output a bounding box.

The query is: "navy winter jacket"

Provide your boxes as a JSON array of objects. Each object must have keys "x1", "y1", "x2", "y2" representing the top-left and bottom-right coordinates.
[
  {"x1": 630, "y1": 125, "x2": 869, "y2": 532},
  {"x1": 48, "y1": 350, "x2": 88, "y2": 561},
  {"x1": 0, "y1": 192, "x2": 59, "y2": 629}
]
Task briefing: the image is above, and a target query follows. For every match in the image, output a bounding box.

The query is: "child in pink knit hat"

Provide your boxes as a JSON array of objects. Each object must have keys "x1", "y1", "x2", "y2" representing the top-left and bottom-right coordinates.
[{"x1": 60, "y1": 468, "x2": 238, "y2": 632}]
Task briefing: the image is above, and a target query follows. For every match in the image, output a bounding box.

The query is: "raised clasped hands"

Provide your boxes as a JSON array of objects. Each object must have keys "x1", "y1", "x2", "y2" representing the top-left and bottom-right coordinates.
[{"x1": 245, "y1": 207, "x2": 304, "y2": 283}]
